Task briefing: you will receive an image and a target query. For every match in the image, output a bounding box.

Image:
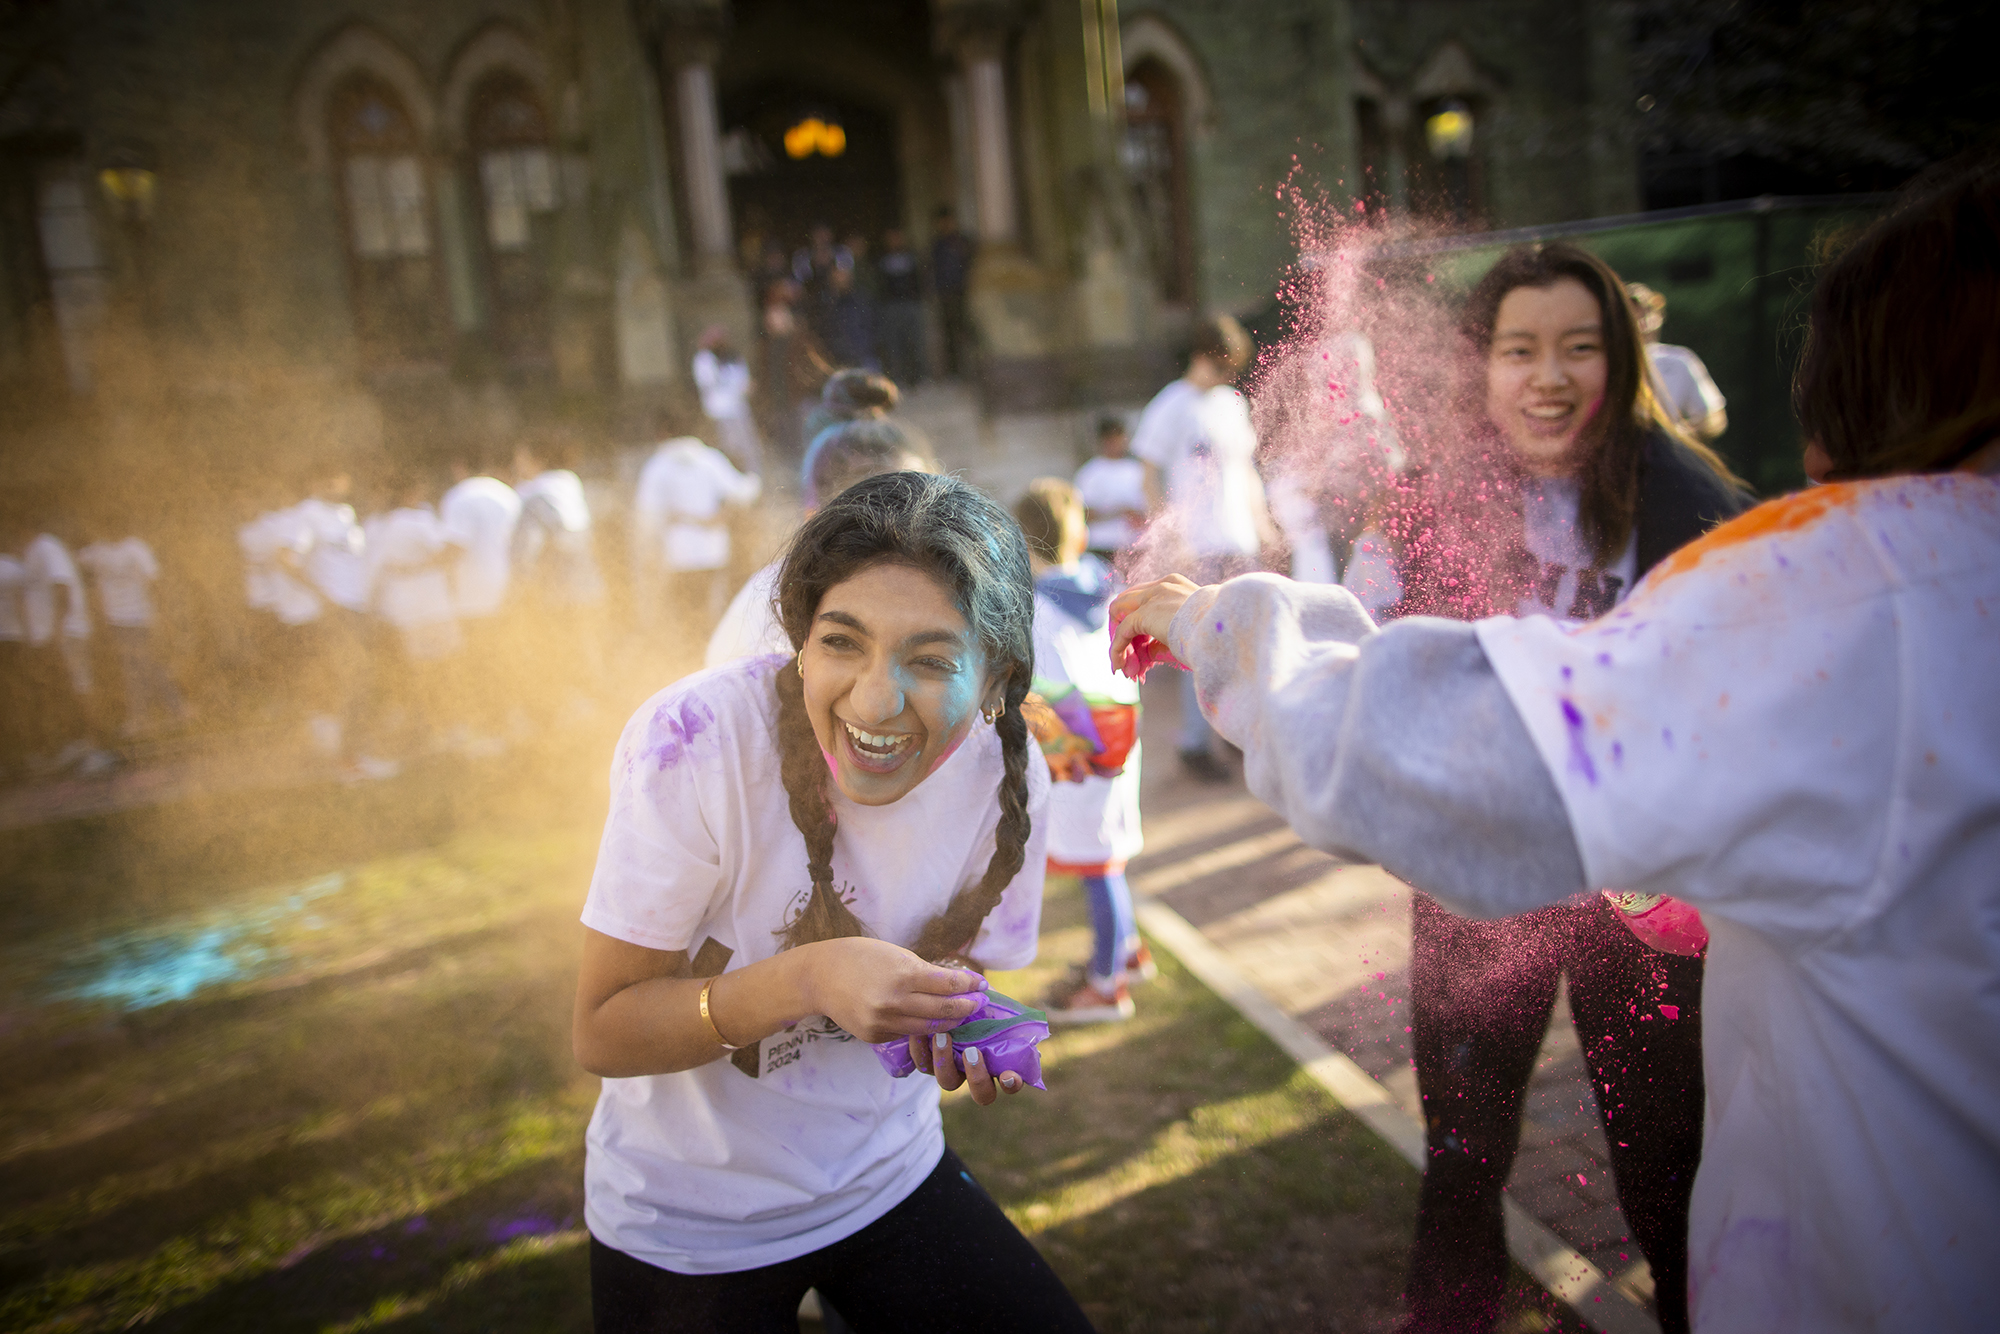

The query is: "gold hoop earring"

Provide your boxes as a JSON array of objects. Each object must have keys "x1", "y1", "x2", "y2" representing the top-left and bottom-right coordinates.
[
  {"x1": 795, "y1": 648, "x2": 805, "y2": 678},
  {"x1": 982, "y1": 703, "x2": 1003, "y2": 725}
]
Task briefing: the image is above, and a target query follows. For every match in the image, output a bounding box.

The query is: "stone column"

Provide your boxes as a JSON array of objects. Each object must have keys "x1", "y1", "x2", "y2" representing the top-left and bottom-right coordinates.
[
  {"x1": 964, "y1": 49, "x2": 1016, "y2": 245},
  {"x1": 672, "y1": 58, "x2": 733, "y2": 273},
  {"x1": 935, "y1": 0, "x2": 1025, "y2": 248}
]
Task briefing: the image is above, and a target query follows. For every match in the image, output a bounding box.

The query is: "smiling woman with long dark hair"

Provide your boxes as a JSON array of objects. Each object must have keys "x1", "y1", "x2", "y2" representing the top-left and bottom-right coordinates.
[
  {"x1": 571, "y1": 472, "x2": 1092, "y2": 1332},
  {"x1": 1333, "y1": 241, "x2": 1751, "y2": 1334}
]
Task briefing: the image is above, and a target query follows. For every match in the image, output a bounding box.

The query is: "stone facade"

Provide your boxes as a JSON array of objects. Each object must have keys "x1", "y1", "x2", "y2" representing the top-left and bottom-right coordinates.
[{"x1": 0, "y1": 0, "x2": 1637, "y2": 485}]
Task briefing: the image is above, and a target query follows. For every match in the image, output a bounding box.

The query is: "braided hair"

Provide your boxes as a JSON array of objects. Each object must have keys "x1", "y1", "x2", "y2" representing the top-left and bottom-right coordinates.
[{"x1": 771, "y1": 471, "x2": 1036, "y2": 963}]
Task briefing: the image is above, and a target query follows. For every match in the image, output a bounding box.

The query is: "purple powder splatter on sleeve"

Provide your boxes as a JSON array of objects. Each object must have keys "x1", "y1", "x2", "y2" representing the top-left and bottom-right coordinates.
[
  {"x1": 1560, "y1": 698, "x2": 1598, "y2": 785},
  {"x1": 650, "y1": 697, "x2": 717, "y2": 770}
]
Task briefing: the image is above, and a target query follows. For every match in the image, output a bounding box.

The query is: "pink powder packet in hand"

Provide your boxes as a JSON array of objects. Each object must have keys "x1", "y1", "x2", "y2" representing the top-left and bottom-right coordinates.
[
  {"x1": 1110, "y1": 611, "x2": 1189, "y2": 682},
  {"x1": 1601, "y1": 890, "x2": 1708, "y2": 956}
]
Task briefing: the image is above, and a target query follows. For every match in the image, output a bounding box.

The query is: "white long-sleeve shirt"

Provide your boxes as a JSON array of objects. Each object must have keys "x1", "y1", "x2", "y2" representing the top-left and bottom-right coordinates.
[{"x1": 1168, "y1": 472, "x2": 2000, "y2": 1334}]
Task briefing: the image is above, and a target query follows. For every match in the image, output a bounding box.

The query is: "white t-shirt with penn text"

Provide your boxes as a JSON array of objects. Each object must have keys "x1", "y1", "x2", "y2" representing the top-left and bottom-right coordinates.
[
  {"x1": 1516, "y1": 476, "x2": 1639, "y2": 621},
  {"x1": 77, "y1": 538, "x2": 160, "y2": 628},
  {"x1": 581, "y1": 654, "x2": 1051, "y2": 1274},
  {"x1": 1130, "y1": 378, "x2": 1262, "y2": 558},
  {"x1": 1477, "y1": 474, "x2": 2000, "y2": 1334}
]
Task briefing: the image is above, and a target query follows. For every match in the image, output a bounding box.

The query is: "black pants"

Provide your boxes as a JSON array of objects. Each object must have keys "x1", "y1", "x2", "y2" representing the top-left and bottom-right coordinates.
[
  {"x1": 591, "y1": 1148, "x2": 1095, "y2": 1333},
  {"x1": 1406, "y1": 893, "x2": 1704, "y2": 1334}
]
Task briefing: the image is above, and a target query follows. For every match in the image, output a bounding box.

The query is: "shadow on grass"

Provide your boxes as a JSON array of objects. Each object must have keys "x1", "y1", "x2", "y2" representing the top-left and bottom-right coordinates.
[{"x1": 144, "y1": 1163, "x2": 589, "y2": 1334}]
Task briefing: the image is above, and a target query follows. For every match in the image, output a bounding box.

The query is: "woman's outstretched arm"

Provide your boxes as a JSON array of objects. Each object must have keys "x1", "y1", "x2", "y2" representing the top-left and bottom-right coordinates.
[{"x1": 1111, "y1": 574, "x2": 1587, "y2": 918}]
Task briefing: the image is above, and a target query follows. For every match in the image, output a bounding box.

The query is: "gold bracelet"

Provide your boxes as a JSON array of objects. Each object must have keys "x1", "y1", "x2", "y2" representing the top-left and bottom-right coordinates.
[{"x1": 698, "y1": 976, "x2": 742, "y2": 1050}]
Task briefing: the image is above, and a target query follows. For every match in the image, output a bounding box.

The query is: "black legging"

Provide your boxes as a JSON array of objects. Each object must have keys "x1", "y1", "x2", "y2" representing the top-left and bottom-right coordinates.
[
  {"x1": 1405, "y1": 893, "x2": 1704, "y2": 1334},
  {"x1": 591, "y1": 1147, "x2": 1096, "y2": 1333}
]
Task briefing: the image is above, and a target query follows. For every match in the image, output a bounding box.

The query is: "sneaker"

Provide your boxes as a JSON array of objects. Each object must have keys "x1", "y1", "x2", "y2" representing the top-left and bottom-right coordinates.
[
  {"x1": 1045, "y1": 977, "x2": 1135, "y2": 1025},
  {"x1": 1125, "y1": 942, "x2": 1159, "y2": 983},
  {"x1": 1178, "y1": 749, "x2": 1231, "y2": 784}
]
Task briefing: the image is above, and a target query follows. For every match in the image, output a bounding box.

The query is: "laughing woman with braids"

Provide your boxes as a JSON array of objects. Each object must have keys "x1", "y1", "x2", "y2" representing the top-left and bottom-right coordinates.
[{"x1": 573, "y1": 471, "x2": 1091, "y2": 1333}]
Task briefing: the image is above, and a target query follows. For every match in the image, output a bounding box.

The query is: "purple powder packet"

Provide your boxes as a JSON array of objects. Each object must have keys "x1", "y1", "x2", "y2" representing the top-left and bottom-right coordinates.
[{"x1": 871, "y1": 990, "x2": 1050, "y2": 1091}]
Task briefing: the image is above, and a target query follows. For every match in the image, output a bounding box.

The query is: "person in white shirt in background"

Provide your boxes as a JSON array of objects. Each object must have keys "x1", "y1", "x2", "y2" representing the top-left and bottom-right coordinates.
[
  {"x1": 1129, "y1": 313, "x2": 1276, "y2": 784},
  {"x1": 703, "y1": 417, "x2": 936, "y2": 669},
  {"x1": 1072, "y1": 414, "x2": 1148, "y2": 566},
  {"x1": 632, "y1": 432, "x2": 761, "y2": 638},
  {"x1": 1013, "y1": 479, "x2": 1152, "y2": 1025},
  {"x1": 692, "y1": 324, "x2": 763, "y2": 477},
  {"x1": 1628, "y1": 282, "x2": 1728, "y2": 443},
  {"x1": 364, "y1": 472, "x2": 463, "y2": 761},
  {"x1": 290, "y1": 472, "x2": 373, "y2": 761},
  {"x1": 440, "y1": 453, "x2": 524, "y2": 743},
  {"x1": 76, "y1": 520, "x2": 187, "y2": 739},
  {"x1": 0, "y1": 546, "x2": 31, "y2": 776},
  {"x1": 513, "y1": 439, "x2": 606, "y2": 708},
  {"x1": 17, "y1": 521, "x2": 111, "y2": 775},
  {"x1": 1270, "y1": 327, "x2": 1407, "y2": 587}
]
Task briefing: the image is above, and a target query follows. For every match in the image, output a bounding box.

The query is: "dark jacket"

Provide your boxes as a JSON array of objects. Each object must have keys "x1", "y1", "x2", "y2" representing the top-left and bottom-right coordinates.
[{"x1": 1378, "y1": 430, "x2": 1755, "y2": 623}]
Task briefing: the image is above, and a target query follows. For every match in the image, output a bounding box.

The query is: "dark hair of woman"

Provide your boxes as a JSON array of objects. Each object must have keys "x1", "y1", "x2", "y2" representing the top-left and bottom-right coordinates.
[
  {"x1": 1795, "y1": 149, "x2": 2000, "y2": 479},
  {"x1": 804, "y1": 417, "x2": 937, "y2": 507},
  {"x1": 1458, "y1": 241, "x2": 1739, "y2": 564},
  {"x1": 821, "y1": 368, "x2": 901, "y2": 418},
  {"x1": 770, "y1": 471, "x2": 1036, "y2": 963}
]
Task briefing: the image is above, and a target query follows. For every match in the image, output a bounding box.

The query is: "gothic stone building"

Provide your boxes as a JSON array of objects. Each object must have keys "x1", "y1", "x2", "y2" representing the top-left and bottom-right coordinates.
[{"x1": 0, "y1": 0, "x2": 1638, "y2": 486}]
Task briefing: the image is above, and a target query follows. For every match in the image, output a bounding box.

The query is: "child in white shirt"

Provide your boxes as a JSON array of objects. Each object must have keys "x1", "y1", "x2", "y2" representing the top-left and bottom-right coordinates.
[{"x1": 1013, "y1": 479, "x2": 1149, "y2": 1024}]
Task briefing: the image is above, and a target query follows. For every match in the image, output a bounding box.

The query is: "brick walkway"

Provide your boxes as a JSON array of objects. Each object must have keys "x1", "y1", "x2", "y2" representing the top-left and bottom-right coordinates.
[{"x1": 1126, "y1": 675, "x2": 1662, "y2": 1319}]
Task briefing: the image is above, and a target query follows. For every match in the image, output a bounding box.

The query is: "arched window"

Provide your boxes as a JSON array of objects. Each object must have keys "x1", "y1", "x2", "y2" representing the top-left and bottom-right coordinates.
[
  {"x1": 468, "y1": 73, "x2": 557, "y2": 362},
  {"x1": 1122, "y1": 59, "x2": 1193, "y2": 306},
  {"x1": 330, "y1": 75, "x2": 444, "y2": 365}
]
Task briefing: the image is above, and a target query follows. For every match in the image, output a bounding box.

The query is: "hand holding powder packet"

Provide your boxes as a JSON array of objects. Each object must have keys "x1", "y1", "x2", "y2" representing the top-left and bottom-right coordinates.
[{"x1": 873, "y1": 990, "x2": 1051, "y2": 1090}]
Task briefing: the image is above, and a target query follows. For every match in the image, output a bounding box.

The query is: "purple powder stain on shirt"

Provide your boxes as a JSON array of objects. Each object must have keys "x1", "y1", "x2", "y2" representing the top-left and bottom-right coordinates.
[
  {"x1": 650, "y1": 697, "x2": 716, "y2": 770},
  {"x1": 1561, "y1": 665, "x2": 1573, "y2": 683},
  {"x1": 1661, "y1": 727, "x2": 1675, "y2": 749},
  {"x1": 1611, "y1": 740, "x2": 1624, "y2": 766},
  {"x1": 1596, "y1": 652, "x2": 1613, "y2": 667},
  {"x1": 1560, "y1": 698, "x2": 1598, "y2": 785}
]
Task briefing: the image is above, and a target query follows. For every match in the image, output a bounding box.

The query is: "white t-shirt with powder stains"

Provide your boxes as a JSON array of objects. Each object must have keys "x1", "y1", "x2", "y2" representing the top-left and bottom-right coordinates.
[{"x1": 580, "y1": 653, "x2": 1051, "y2": 1273}]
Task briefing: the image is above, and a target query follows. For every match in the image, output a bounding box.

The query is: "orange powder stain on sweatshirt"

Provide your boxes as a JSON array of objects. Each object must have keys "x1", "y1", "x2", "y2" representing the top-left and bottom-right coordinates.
[{"x1": 1651, "y1": 483, "x2": 1861, "y2": 584}]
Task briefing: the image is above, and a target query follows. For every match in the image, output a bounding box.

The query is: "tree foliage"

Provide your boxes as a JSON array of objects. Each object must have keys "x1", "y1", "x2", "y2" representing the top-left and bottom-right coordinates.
[{"x1": 1633, "y1": 0, "x2": 2000, "y2": 179}]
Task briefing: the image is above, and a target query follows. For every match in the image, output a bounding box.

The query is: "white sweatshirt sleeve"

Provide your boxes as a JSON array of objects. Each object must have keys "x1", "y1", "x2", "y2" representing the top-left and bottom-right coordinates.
[{"x1": 1166, "y1": 573, "x2": 1586, "y2": 916}]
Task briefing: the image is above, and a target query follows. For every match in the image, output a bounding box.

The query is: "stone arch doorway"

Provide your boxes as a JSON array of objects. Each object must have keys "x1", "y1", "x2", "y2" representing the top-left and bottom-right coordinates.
[{"x1": 721, "y1": 80, "x2": 904, "y2": 260}]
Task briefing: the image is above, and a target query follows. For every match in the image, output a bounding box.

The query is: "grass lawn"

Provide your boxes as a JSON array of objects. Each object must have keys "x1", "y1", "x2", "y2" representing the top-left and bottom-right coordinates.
[{"x1": 0, "y1": 760, "x2": 1590, "y2": 1333}]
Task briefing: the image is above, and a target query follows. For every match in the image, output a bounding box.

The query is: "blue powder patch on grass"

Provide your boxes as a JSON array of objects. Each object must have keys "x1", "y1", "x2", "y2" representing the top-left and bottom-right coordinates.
[{"x1": 46, "y1": 873, "x2": 347, "y2": 1012}]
